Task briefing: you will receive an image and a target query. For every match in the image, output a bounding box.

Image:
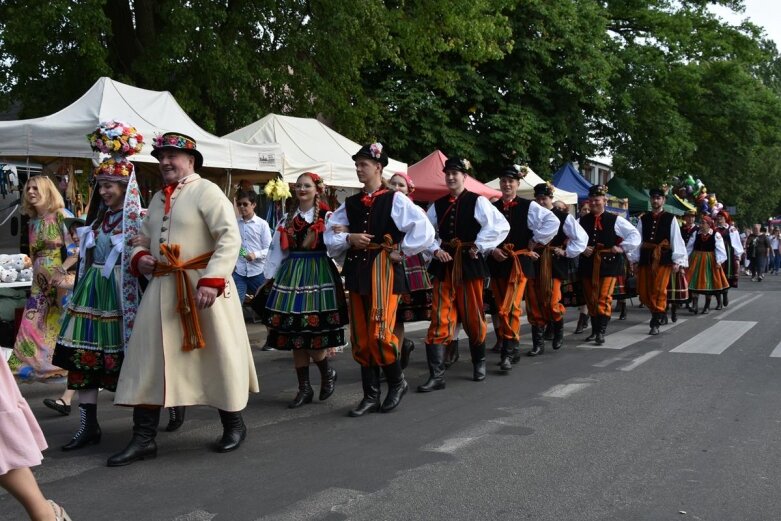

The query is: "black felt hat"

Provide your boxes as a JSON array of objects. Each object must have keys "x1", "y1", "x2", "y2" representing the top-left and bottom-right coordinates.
[{"x1": 352, "y1": 142, "x2": 388, "y2": 167}]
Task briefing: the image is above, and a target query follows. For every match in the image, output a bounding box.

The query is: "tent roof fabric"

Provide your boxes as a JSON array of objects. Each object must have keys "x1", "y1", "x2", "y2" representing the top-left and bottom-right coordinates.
[
  {"x1": 552, "y1": 163, "x2": 593, "y2": 199},
  {"x1": 406, "y1": 150, "x2": 501, "y2": 202},
  {"x1": 0, "y1": 77, "x2": 281, "y2": 173},
  {"x1": 607, "y1": 176, "x2": 651, "y2": 213},
  {"x1": 223, "y1": 113, "x2": 407, "y2": 189},
  {"x1": 486, "y1": 167, "x2": 578, "y2": 205}
]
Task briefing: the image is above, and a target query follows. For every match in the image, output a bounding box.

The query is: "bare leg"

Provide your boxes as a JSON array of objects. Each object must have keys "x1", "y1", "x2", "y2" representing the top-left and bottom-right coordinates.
[
  {"x1": 309, "y1": 349, "x2": 326, "y2": 363},
  {"x1": 60, "y1": 389, "x2": 75, "y2": 405},
  {"x1": 0, "y1": 468, "x2": 56, "y2": 521}
]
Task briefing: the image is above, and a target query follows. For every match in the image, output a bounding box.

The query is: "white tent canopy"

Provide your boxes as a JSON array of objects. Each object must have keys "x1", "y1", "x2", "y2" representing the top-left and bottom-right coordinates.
[
  {"x1": 223, "y1": 114, "x2": 407, "y2": 189},
  {"x1": 487, "y1": 167, "x2": 578, "y2": 205},
  {"x1": 0, "y1": 77, "x2": 282, "y2": 173}
]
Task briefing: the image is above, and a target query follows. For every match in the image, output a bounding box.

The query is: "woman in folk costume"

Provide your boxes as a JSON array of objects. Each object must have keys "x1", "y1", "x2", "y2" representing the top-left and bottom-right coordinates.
[
  {"x1": 387, "y1": 173, "x2": 433, "y2": 369},
  {"x1": 51, "y1": 122, "x2": 143, "y2": 451},
  {"x1": 9, "y1": 176, "x2": 76, "y2": 382},
  {"x1": 686, "y1": 215, "x2": 729, "y2": 314},
  {"x1": 714, "y1": 210, "x2": 743, "y2": 309},
  {"x1": 260, "y1": 172, "x2": 348, "y2": 408},
  {"x1": 666, "y1": 254, "x2": 690, "y2": 323}
]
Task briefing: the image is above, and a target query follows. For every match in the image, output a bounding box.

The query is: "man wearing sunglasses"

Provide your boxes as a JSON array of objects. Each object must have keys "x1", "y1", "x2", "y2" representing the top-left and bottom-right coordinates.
[{"x1": 233, "y1": 190, "x2": 272, "y2": 307}]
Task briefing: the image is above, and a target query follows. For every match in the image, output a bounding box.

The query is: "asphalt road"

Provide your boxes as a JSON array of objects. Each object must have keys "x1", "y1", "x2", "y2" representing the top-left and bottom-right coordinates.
[{"x1": 2, "y1": 274, "x2": 781, "y2": 521}]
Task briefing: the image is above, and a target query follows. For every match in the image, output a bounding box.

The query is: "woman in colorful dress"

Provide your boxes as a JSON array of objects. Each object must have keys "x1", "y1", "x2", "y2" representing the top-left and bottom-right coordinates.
[
  {"x1": 714, "y1": 210, "x2": 743, "y2": 309},
  {"x1": 260, "y1": 173, "x2": 348, "y2": 408},
  {"x1": 387, "y1": 173, "x2": 432, "y2": 369},
  {"x1": 51, "y1": 129, "x2": 142, "y2": 451},
  {"x1": 686, "y1": 215, "x2": 729, "y2": 314},
  {"x1": 9, "y1": 176, "x2": 75, "y2": 382}
]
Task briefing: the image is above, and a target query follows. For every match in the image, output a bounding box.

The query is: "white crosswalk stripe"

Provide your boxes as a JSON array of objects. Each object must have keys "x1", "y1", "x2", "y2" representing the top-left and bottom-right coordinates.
[
  {"x1": 577, "y1": 319, "x2": 687, "y2": 350},
  {"x1": 670, "y1": 320, "x2": 757, "y2": 355},
  {"x1": 714, "y1": 293, "x2": 763, "y2": 320}
]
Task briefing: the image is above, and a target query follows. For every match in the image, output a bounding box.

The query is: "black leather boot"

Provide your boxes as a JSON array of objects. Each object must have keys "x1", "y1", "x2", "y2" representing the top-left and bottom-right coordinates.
[
  {"x1": 350, "y1": 366, "x2": 381, "y2": 417},
  {"x1": 659, "y1": 312, "x2": 669, "y2": 325},
  {"x1": 552, "y1": 320, "x2": 564, "y2": 350},
  {"x1": 289, "y1": 366, "x2": 314, "y2": 408},
  {"x1": 618, "y1": 300, "x2": 627, "y2": 320},
  {"x1": 574, "y1": 313, "x2": 589, "y2": 334},
  {"x1": 213, "y1": 410, "x2": 247, "y2": 453},
  {"x1": 543, "y1": 323, "x2": 554, "y2": 340},
  {"x1": 585, "y1": 316, "x2": 598, "y2": 342},
  {"x1": 165, "y1": 406, "x2": 186, "y2": 432},
  {"x1": 701, "y1": 296, "x2": 711, "y2": 315},
  {"x1": 470, "y1": 342, "x2": 486, "y2": 381},
  {"x1": 380, "y1": 361, "x2": 408, "y2": 412},
  {"x1": 62, "y1": 403, "x2": 101, "y2": 451},
  {"x1": 444, "y1": 339, "x2": 460, "y2": 369},
  {"x1": 595, "y1": 315, "x2": 608, "y2": 345},
  {"x1": 690, "y1": 295, "x2": 699, "y2": 314},
  {"x1": 715, "y1": 293, "x2": 723, "y2": 310},
  {"x1": 499, "y1": 340, "x2": 513, "y2": 371},
  {"x1": 106, "y1": 407, "x2": 160, "y2": 467},
  {"x1": 670, "y1": 304, "x2": 678, "y2": 323},
  {"x1": 418, "y1": 344, "x2": 446, "y2": 392},
  {"x1": 722, "y1": 290, "x2": 729, "y2": 307},
  {"x1": 649, "y1": 313, "x2": 660, "y2": 335},
  {"x1": 529, "y1": 326, "x2": 545, "y2": 356},
  {"x1": 400, "y1": 338, "x2": 415, "y2": 370},
  {"x1": 315, "y1": 358, "x2": 337, "y2": 401}
]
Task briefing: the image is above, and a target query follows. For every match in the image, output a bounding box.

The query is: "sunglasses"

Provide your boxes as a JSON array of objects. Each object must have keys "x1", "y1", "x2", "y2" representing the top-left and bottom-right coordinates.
[{"x1": 237, "y1": 202, "x2": 253, "y2": 207}]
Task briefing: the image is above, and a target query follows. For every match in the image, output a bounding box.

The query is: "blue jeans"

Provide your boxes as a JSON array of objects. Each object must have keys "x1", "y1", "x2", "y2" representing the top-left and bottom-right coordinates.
[
  {"x1": 232, "y1": 272, "x2": 266, "y2": 304},
  {"x1": 774, "y1": 251, "x2": 781, "y2": 272}
]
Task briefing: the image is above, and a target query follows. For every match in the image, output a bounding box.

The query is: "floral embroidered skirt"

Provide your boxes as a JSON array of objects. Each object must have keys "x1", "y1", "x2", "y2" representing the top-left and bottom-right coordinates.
[
  {"x1": 687, "y1": 252, "x2": 729, "y2": 294},
  {"x1": 52, "y1": 265, "x2": 124, "y2": 391},
  {"x1": 262, "y1": 251, "x2": 348, "y2": 350}
]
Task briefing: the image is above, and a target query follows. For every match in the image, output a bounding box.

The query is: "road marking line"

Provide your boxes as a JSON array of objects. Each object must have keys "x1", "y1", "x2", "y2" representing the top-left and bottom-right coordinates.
[
  {"x1": 578, "y1": 319, "x2": 686, "y2": 350},
  {"x1": 769, "y1": 341, "x2": 781, "y2": 358},
  {"x1": 725, "y1": 293, "x2": 749, "y2": 306},
  {"x1": 425, "y1": 421, "x2": 501, "y2": 453},
  {"x1": 619, "y1": 350, "x2": 663, "y2": 371},
  {"x1": 593, "y1": 355, "x2": 630, "y2": 368},
  {"x1": 670, "y1": 320, "x2": 757, "y2": 354},
  {"x1": 714, "y1": 293, "x2": 762, "y2": 320},
  {"x1": 541, "y1": 382, "x2": 591, "y2": 398}
]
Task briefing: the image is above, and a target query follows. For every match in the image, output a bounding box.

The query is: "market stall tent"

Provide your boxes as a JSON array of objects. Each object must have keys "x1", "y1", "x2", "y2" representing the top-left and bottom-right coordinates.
[
  {"x1": 0, "y1": 77, "x2": 282, "y2": 177},
  {"x1": 222, "y1": 113, "x2": 407, "y2": 189},
  {"x1": 552, "y1": 163, "x2": 594, "y2": 201},
  {"x1": 406, "y1": 151, "x2": 501, "y2": 202},
  {"x1": 486, "y1": 166, "x2": 578, "y2": 204}
]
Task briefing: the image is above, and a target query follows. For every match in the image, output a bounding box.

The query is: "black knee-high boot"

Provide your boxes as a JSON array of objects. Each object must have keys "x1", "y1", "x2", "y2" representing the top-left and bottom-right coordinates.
[
  {"x1": 315, "y1": 358, "x2": 337, "y2": 401},
  {"x1": 715, "y1": 293, "x2": 723, "y2": 310},
  {"x1": 106, "y1": 407, "x2": 160, "y2": 467},
  {"x1": 289, "y1": 366, "x2": 314, "y2": 408},
  {"x1": 62, "y1": 403, "x2": 101, "y2": 451},
  {"x1": 165, "y1": 406, "x2": 186, "y2": 432},
  {"x1": 350, "y1": 366, "x2": 381, "y2": 416},
  {"x1": 214, "y1": 409, "x2": 247, "y2": 453}
]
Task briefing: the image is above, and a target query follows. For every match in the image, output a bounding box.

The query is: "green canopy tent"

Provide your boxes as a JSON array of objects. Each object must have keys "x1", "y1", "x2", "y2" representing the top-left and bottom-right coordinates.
[
  {"x1": 606, "y1": 177, "x2": 651, "y2": 213},
  {"x1": 668, "y1": 194, "x2": 696, "y2": 213},
  {"x1": 641, "y1": 189, "x2": 684, "y2": 216}
]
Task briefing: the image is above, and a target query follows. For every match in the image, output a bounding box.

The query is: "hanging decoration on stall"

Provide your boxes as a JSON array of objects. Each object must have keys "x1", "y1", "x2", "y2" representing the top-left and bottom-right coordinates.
[
  {"x1": 263, "y1": 177, "x2": 291, "y2": 228},
  {"x1": 672, "y1": 174, "x2": 723, "y2": 218}
]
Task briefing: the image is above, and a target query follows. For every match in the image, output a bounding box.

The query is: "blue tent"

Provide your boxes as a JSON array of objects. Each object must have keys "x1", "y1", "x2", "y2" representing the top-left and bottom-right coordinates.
[{"x1": 552, "y1": 163, "x2": 592, "y2": 201}]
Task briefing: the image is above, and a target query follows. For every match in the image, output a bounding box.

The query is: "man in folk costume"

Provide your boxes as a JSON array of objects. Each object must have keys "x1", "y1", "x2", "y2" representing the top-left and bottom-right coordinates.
[
  {"x1": 487, "y1": 170, "x2": 558, "y2": 369},
  {"x1": 417, "y1": 158, "x2": 509, "y2": 391},
  {"x1": 109, "y1": 133, "x2": 259, "y2": 466},
  {"x1": 325, "y1": 143, "x2": 434, "y2": 417},
  {"x1": 527, "y1": 183, "x2": 588, "y2": 355},
  {"x1": 578, "y1": 185, "x2": 640, "y2": 345},
  {"x1": 627, "y1": 188, "x2": 687, "y2": 335},
  {"x1": 714, "y1": 210, "x2": 743, "y2": 309}
]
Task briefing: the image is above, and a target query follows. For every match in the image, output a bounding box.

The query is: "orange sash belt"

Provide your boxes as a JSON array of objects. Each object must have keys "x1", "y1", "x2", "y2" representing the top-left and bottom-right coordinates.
[
  {"x1": 362, "y1": 235, "x2": 397, "y2": 337},
  {"x1": 640, "y1": 239, "x2": 671, "y2": 272},
  {"x1": 498, "y1": 243, "x2": 537, "y2": 323},
  {"x1": 441, "y1": 239, "x2": 476, "y2": 289},
  {"x1": 153, "y1": 244, "x2": 214, "y2": 352}
]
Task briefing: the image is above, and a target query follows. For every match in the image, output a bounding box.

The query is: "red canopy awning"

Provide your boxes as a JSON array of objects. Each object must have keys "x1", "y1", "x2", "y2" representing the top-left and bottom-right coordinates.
[{"x1": 405, "y1": 150, "x2": 501, "y2": 202}]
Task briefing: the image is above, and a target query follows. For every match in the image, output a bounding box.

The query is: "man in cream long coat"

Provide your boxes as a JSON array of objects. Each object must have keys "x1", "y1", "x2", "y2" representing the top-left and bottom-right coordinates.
[{"x1": 108, "y1": 132, "x2": 259, "y2": 467}]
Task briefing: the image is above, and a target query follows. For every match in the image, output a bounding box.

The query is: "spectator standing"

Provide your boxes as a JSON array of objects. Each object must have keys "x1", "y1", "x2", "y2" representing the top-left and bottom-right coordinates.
[
  {"x1": 233, "y1": 190, "x2": 272, "y2": 305},
  {"x1": 754, "y1": 226, "x2": 772, "y2": 281},
  {"x1": 771, "y1": 228, "x2": 781, "y2": 274}
]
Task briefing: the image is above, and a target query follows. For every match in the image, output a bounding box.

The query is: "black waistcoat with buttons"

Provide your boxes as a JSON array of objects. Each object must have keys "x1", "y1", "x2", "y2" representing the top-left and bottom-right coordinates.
[
  {"x1": 680, "y1": 224, "x2": 698, "y2": 245},
  {"x1": 343, "y1": 190, "x2": 407, "y2": 295},
  {"x1": 577, "y1": 211, "x2": 622, "y2": 277},
  {"x1": 289, "y1": 209, "x2": 328, "y2": 252},
  {"x1": 428, "y1": 190, "x2": 488, "y2": 281},
  {"x1": 638, "y1": 211, "x2": 674, "y2": 266},
  {"x1": 549, "y1": 210, "x2": 572, "y2": 280},
  {"x1": 693, "y1": 232, "x2": 716, "y2": 252},
  {"x1": 487, "y1": 196, "x2": 535, "y2": 279}
]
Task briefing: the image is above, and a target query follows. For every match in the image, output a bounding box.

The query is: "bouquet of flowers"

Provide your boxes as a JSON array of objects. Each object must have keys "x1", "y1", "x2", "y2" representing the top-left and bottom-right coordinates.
[
  {"x1": 263, "y1": 178, "x2": 292, "y2": 201},
  {"x1": 87, "y1": 120, "x2": 144, "y2": 157}
]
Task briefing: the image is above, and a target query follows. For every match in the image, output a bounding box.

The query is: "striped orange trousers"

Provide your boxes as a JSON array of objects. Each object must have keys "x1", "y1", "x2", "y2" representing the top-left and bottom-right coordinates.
[
  {"x1": 581, "y1": 277, "x2": 617, "y2": 317},
  {"x1": 636, "y1": 265, "x2": 673, "y2": 313},
  {"x1": 490, "y1": 275, "x2": 527, "y2": 341},
  {"x1": 526, "y1": 278, "x2": 564, "y2": 326},
  {"x1": 349, "y1": 292, "x2": 401, "y2": 367},
  {"x1": 426, "y1": 273, "x2": 487, "y2": 346}
]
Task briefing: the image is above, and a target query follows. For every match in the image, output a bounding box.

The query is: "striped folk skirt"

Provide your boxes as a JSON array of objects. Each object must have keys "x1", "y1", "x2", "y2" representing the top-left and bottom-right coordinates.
[
  {"x1": 262, "y1": 250, "x2": 348, "y2": 350},
  {"x1": 687, "y1": 251, "x2": 729, "y2": 294},
  {"x1": 52, "y1": 265, "x2": 124, "y2": 391},
  {"x1": 667, "y1": 269, "x2": 690, "y2": 303},
  {"x1": 721, "y1": 258, "x2": 740, "y2": 288},
  {"x1": 397, "y1": 253, "x2": 433, "y2": 323}
]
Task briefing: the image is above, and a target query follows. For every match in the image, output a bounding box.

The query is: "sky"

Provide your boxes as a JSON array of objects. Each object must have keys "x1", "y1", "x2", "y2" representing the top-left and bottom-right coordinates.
[{"x1": 710, "y1": 0, "x2": 781, "y2": 47}]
